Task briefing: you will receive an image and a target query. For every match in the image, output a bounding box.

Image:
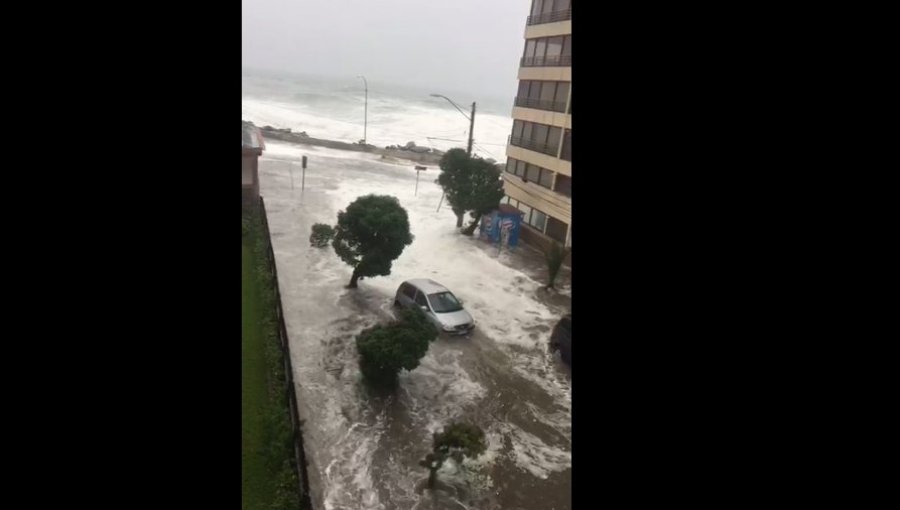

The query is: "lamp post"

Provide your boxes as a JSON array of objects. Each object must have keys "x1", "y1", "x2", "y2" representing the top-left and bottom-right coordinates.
[
  {"x1": 429, "y1": 93, "x2": 475, "y2": 156},
  {"x1": 357, "y1": 75, "x2": 368, "y2": 145},
  {"x1": 430, "y1": 93, "x2": 477, "y2": 217}
]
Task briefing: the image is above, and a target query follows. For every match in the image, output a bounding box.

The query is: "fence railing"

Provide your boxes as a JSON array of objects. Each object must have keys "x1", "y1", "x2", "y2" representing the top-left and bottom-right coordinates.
[
  {"x1": 509, "y1": 135, "x2": 560, "y2": 157},
  {"x1": 521, "y1": 54, "x2": 572, "y2": 67},
  {"x1": 258, "y1": 196, "x2": 313, "y2": 509},
  {"x1": 527, "y1": 8, "x2": 572, "y2": 25},
  {"x1": 514, "y1": 96, "x2": 568, "y2": 113}
]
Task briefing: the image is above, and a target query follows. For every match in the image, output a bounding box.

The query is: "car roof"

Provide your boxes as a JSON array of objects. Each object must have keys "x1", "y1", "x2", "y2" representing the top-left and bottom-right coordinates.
[{"x1": 403, "y1": 279, "x2": 450, "y2": 294}]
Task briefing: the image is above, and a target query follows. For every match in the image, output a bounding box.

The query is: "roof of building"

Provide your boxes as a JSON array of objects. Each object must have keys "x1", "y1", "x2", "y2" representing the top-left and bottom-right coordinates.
[{"x1": 242, "y1": 122, "x2": 266, "y2": 152}]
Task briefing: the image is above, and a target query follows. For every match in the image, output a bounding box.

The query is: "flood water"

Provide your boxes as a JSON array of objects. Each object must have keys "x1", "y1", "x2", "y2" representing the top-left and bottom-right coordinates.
[{"x1": 259, "y1": 141, "x2": 570, "y2": 510}]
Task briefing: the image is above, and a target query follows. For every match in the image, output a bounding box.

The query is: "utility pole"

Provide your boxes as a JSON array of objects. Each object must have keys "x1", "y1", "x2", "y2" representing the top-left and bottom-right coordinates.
[
  {"x1": 430, "y1": 93, "x2": 477, "y2": 211},
  {"x1": 467, "y1": 102, "x2": 476, "y2": 156},
  {"x1": 301, "y1": 155, "x2": 307, "y2": 193},
  {"x1": 357, "y1": 76, "x2": 368, "y2": 145}
]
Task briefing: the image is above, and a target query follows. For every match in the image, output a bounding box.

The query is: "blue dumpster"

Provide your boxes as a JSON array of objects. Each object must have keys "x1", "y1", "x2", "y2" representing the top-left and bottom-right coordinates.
[{"x1": 479, "y1": 204, "x2": 524, "y2": 247}]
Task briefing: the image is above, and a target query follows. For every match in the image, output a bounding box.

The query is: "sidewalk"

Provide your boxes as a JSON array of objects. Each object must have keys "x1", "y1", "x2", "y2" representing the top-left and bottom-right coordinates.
[{"x1": 470, "y1": 233, "x2": 571, "y2": 315}]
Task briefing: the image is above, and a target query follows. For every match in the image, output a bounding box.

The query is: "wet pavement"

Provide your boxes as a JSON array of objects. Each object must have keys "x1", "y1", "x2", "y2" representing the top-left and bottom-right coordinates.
[{"x1": 258, "y1": 141, "x2": 571, "y2": 510}]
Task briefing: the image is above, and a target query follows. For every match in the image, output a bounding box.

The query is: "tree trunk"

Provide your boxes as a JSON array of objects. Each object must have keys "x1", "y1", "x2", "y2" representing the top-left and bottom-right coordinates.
[
  {"x1": 427, "y1": 468, "x2": 437, "y2": 489},
  {"x1": 462, "y1": 218, "x2": 479, "y2": 236},
  {"x1": 455, "y1": 212, "x2": 464, "y2": 228},
  {"x1": 348, "y1": 267, "x2": 360, "y2": 288}
]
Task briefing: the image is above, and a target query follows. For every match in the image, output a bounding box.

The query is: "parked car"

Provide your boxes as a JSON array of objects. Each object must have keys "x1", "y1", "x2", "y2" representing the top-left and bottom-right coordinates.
[
  {"x1": 394, "y1": 279, "x2": 475, "y2": 335},
  {"x1": 549, "y1": 314, "x2": 571, "y2": 367}
]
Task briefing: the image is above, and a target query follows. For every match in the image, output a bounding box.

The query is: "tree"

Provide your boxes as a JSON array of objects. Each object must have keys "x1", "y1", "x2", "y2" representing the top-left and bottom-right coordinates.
[
  {"x1": 437, "y1": 149, "x2": 471, "y2": 228},
  {"x1": 331, "y1": 195, "x2": 414, "y2": 288},
  {"x1": 460, "y1": 157, "x2": 505, "y2": 236},
  {"x1": 438, "y1": 149, "x2": 505, "y2": 234},
  {"x1": 309, "y1": 223, "x2": 335, "y2": 247},
  {"x1": 545, "y1": 242, "x2": 571, "y2": 289},
  {"x1": 356, "y1": 307, "x2": 439, "y2": 388},
  {"x1": 419, "y1": 422, "x2": 487, "y2": 489}
]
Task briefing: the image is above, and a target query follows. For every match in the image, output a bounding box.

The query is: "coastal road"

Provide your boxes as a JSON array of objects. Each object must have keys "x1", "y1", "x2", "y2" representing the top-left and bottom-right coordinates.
[{"x1": 258, "y1": 140, "x2": 571, "y2": 510}]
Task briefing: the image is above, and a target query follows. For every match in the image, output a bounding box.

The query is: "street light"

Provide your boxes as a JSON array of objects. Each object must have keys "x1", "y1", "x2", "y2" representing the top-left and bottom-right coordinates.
[
  {"x1": 357, "y1": 75, "x2": 368, "y2": 145},
  {"x1": 430, "y1": 93, "x2": 476, "y2": 156}
]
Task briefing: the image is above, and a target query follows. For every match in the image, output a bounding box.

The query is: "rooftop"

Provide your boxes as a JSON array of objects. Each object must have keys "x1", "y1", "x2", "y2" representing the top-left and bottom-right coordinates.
[{"x1": 242, "y1": 122, "x2": 266, "y2": 152}]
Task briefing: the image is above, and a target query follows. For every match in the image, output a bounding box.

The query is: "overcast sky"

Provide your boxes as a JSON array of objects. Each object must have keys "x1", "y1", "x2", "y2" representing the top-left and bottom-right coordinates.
[{"x1": 242, "y1": 0, "x2": 531, "y2": 101}]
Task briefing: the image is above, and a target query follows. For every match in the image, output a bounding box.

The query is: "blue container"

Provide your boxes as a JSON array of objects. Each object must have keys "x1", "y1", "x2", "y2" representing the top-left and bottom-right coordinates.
[{"x1": 479, "y1": 204, "x2": 524, "y2": 247}]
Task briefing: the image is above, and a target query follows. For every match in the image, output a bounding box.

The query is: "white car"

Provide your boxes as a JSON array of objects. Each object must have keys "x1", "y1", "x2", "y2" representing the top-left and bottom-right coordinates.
[{"x1": 394, "y1": 279, "x2": 475, "y2": 335}]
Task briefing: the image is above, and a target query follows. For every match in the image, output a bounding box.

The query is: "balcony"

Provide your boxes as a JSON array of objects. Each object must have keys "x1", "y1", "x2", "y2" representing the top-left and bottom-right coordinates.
[
  {"x1": 521, "y1": 55, "x2": 571, "y2": 67},
  {"x1": 510, "y1": 135, "x2": 559, "y2": 157},
  {"x1": 514, "y1": 96, "x2": 567, "y2": 113},
  {"x1": 527, "y1": 8, "x2": 572, "y2": 26}
]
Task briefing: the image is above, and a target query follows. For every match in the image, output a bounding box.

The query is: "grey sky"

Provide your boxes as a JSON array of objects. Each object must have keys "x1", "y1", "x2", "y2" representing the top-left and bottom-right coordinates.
[{"x1": 242, "y1": 0, "x2": 530, "y2": 102}]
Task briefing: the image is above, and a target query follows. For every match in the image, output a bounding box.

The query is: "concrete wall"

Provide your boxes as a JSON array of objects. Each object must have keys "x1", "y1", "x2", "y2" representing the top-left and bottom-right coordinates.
[{"x1": 242, "y1": 153, "x2": 260, "y2": 208}]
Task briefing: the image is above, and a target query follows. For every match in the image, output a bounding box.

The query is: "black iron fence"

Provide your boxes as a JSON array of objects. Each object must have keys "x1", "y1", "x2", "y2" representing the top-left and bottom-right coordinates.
[
  {"x1": 527, "y1": 8, "x2": 572, "y2": 25},
  {"x1": 258, "y1": 196, "x2": 313, "y2": 509},
  {"x1": 514, "y1": 96, "x2": 568, "y2": 113},
  {"x1": 521, "y1": 55, "x2": 572, "y2": 67},
  {"x1": 509, "y1": 135, "x2": 560, "y2": 157}
]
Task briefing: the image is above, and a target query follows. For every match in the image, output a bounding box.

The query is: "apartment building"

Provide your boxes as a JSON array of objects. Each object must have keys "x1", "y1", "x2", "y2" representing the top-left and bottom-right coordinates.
[{"x1": 503, "y1": 0, "x2": 571, "y2": 249}]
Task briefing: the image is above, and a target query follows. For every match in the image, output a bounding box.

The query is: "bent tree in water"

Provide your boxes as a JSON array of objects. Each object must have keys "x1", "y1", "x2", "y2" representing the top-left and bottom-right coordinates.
[
  {"x1": 437, "y1": 149, "x2": 504, "y2": 234},
  {"x1": 419, "y1": 422, "x2": 487, "y2": 489},
  {"x1": 330, "y1": 194, "x2": 413, "y2": 288}
]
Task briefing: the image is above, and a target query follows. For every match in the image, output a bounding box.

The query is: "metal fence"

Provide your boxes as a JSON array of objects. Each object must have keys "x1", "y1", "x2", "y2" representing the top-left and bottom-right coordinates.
[
  {"x1": 258, "y1": 196, "x2": 313, "y2": 509},
  {"x1": 527, "y1": 7, "x2": 572, "y2": 25}
]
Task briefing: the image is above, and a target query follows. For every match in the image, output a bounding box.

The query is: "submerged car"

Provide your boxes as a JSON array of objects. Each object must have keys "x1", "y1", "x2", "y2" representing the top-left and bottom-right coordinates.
[{"x1": 394, "y1": 279, "x2": 475, "y2": 335}]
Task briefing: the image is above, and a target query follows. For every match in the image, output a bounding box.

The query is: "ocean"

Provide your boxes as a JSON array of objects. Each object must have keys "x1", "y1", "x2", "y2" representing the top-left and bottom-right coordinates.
[{"x1": 241, "y1": 67, "x2": 514, "y2": 159}]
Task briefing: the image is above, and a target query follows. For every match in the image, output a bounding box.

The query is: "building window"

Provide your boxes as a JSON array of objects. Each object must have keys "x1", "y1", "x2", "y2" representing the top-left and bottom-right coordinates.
[
  {"x1": 554, "y1": 174, "x2": 571, "y2": 197},
  {"x1": 527, "y1": 0, "x2": 572, "y2": 25},
  {"x1": 539, "y1": 168, "x2": 554, "y2": 188},
  {"x1": 521, "y1": 36, "x2": 572, "y2": 67},
  {"x1": 515, "y1": 80, "x2": 569, "y2": 112},
  {"x1": 546, "y1": 37, "x2": 563, "y2": 60},
  {"x1": 555, "y1": 82, "x2": 569, "y2": 110},
  {"x1": 518, "y1": 202, "x2": 532, "y2": 222},
  {"x1": 509, "y1": 120, "x2": 561, "y2": 157},
  {"x1": 561, "y1": 129, "x2": 571, "y2": 161},
  {"x1": 546, "y1": 216, "x2": 568, "y2": 243},
  {"x1": 562, "y1": 34, "x2": 572, "y2": 59},
  {"x1": 525, "y1": 164, "x2": 541, "y2": 183},
  {"x1": 506, "y1": 158, "x2": 555, "y2": 190},
  {"x1": 547, "y1": 127, "x2": 562, "y2": 155},
  {"x1": 512, "y1": 120, "x2": 524, "y2": 139},
  {"x1": 529, "y1": 208, "x2": 547, "y2": 231}
]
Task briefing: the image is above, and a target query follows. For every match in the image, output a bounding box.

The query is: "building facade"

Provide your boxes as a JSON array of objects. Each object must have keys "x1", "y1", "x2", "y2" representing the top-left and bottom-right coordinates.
[
  {"x1": 242, "y1": 121, "x2": 265, "y2": 207},
  {"x1": 503, "y1": 0, "x2": 571, "y2": 250}
]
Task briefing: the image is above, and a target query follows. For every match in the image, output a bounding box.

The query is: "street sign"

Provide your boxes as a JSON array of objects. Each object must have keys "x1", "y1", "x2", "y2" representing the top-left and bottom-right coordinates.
[
  {"x1": 414, "y1": 166, "x2": 427, "y2": 195},
  {"x1": 302, "y1": 155, "x2": 308, "y2": 169}
]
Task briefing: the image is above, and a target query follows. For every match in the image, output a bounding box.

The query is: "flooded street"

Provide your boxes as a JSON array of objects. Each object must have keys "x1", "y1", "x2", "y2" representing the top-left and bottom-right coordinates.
[{"x1": 259, "y1": 141, "x2": 571, "y2": 510}]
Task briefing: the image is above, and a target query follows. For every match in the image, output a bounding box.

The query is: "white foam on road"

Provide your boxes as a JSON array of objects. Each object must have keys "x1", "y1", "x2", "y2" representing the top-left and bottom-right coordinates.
[{"x1": 258, "y1": 141, "x2": 570, "y2": 509}]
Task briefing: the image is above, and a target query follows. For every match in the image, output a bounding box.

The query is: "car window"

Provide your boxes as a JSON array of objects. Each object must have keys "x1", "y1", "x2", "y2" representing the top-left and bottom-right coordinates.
[
  {"x1": 414, "y1": 291, "x2": 429, "y2": 308},
  {"x1": 427, "y1": 292, "x2": 463, "y2": 313}
]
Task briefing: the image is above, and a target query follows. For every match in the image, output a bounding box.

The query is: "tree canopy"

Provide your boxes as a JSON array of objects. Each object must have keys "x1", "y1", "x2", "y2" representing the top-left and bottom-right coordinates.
[
  {"x1": 356, "y1": 307, "x2": 439, "y2": 388},
  {"x1": 331, "y1": 194, "x2": 414, "y2": 288},
  {"x1": 437, "y1": 149, "x2": 505, "y2": 233},
  {"x1": 419, "y1": 421, "x2": 487, "y2": 489}
]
